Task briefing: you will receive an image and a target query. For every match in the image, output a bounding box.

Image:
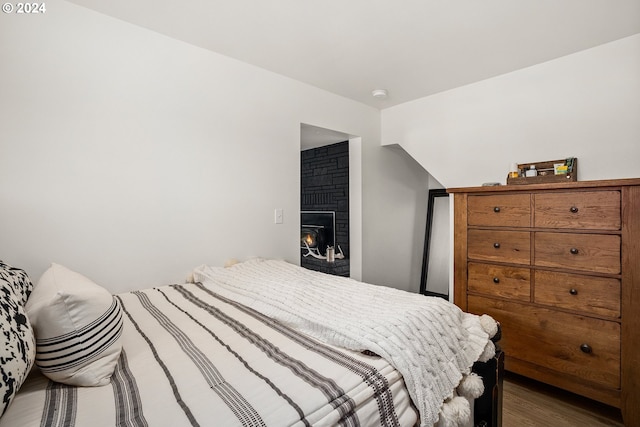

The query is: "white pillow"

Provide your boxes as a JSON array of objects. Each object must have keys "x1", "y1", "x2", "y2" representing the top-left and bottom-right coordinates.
[{"x1": 25, "y1": 263, "x2": 123, "y2": 386}]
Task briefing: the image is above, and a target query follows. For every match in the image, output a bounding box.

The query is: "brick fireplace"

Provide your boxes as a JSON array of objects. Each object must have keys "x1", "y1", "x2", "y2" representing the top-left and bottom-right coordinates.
[{"x1": 300, "y1": 141, "x2": 349, "y2": 276}]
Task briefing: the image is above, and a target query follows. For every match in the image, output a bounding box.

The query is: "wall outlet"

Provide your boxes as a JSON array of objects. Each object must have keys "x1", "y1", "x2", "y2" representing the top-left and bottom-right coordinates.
[{"x1": 274, "y1": 208, "x2": 283, "y2": 224}]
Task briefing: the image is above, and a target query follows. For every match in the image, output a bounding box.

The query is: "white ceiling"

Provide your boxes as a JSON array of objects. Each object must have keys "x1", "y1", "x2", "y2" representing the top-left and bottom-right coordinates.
[{"x1": 67, "y1": 0, "x2": 640, "y2": 110}]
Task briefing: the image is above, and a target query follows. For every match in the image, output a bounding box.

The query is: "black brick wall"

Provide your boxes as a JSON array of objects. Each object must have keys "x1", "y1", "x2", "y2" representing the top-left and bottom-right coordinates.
[{"x1": 301, "y1": 141, "x2": 349, "y2": 276}]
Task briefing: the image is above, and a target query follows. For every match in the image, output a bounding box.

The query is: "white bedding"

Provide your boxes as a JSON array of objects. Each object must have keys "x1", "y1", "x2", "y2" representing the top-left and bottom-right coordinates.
[
  {"x1": 1, "y1": 278, "x2": 418, "y2": 427},
  {"x1": 192, "y1": 259, "x2": 493, "y2": 427}
]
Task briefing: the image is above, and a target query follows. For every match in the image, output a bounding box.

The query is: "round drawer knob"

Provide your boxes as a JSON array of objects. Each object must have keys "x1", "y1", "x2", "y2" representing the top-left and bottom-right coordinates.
[
  {"x1": 569, "y1": 288, "x2": 578, "y2": 295},
  {"x1": 493, "y1": 277, "x2": 500, "y2": 284},
  {"x1": 493, "y1": 207, "x2": 501, "y2": 213},
  {"x1": 570, "y1": 248, "x2": 579, "y2": 255},
  {"x1": 580, "y1": 343, "x2": 593, "y2": 354},
  {"x1": 493, "y1": 242, "x2": 501, "y2": 249},
  {"x1": 570, "y1": 206, "x2": 579, "y2": 213}
]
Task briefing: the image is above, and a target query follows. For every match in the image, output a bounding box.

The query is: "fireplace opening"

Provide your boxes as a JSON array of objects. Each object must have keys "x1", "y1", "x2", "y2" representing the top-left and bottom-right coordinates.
[
  {"x1": 301, "y1": 211, "x2": 335, "y2": 256},
  {"x1": 301, "y1": 227, "x2": 325, "y2": 250}
]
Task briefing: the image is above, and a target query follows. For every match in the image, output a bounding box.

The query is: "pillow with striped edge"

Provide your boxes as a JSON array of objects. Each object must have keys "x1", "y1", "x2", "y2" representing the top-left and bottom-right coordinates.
[
  {"x1": 0, "y1": 261, "x2": 35, "y2": 417},
  {"x1": 25, "y1": 263, "x2": 123, "y2": 386}
]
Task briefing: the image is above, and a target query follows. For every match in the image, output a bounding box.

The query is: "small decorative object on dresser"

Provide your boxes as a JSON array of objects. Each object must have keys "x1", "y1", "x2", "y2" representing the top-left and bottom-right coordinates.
[
  {"x1": 449, "y1": 178, "x2": 640, "y2": 427},
  {"x1": 507, "y1": 157, "x2": 577, "y2": 185}
]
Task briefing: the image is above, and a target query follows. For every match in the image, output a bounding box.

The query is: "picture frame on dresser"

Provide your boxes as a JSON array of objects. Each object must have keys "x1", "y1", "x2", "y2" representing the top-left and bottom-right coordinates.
[{"x1": 448, "y1": 178, "x2": 640, "y2": 427}]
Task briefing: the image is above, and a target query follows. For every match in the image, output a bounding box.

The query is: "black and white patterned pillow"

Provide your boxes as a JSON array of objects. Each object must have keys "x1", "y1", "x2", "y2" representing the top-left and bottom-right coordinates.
[
  {"x1": 0, "y1": 260, "x2": 33, "y2": 305},
  {"x1": 0, "y1": 261, "x2": 36, "y2": 417}
]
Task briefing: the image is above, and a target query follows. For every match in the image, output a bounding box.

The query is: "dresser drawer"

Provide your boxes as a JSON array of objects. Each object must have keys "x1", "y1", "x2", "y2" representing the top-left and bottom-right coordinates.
[
  {"x1": 534, "y1": 271, "x2": 620, "y2": 318},
  {"x1": 534, "y1": 232, "x2": 620, "y2": 274},
  {"x1": 468, "y1": 295, "x2": 620, "y2": 389},
  {"x1": 468, "y1": 230, "x2": 531, "y2": 265},
  {"x1": 534, "y1": 191, "x2": 621, "y2": 230},
  {"x1": 468, "y1": 194, "x2": 530, "y2": 227},
  {"x1": 468, "y1": 262, "x2": 530, "y2": 301}
]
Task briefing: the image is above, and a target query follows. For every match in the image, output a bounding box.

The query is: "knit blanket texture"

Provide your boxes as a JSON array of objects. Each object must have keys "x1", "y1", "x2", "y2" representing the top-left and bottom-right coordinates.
[{"x1": 192, "y1": 258, "x2": 490, "y2": 427}]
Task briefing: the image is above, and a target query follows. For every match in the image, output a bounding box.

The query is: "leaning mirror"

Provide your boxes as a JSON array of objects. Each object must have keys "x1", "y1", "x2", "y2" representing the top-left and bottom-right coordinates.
[{"x1": 420, "y1": 189, "x2": 450, "y2": 300}]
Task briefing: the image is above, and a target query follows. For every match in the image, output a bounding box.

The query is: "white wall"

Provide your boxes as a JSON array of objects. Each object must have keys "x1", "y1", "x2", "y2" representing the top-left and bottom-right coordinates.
[
  {"x1": 382, "y1": 34, "x2": 640, "y2": 188},
  {"x1": 361, "y1": 145, "x2": 430, "y2": 292},
  {"x1": 0, "y1": 2, "x2": 428, "y2": 293}
]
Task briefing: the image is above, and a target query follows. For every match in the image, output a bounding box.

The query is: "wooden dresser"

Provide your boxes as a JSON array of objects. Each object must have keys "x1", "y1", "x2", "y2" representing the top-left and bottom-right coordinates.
[{"x1": 449, "y1": 179, "x2": 640, "y2": 426}]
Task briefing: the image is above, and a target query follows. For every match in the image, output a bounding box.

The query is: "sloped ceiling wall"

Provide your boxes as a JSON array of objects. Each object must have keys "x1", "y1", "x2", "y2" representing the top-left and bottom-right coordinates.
[{"x1": 382, "y1": 34, "x2": 640, "y2": 189}]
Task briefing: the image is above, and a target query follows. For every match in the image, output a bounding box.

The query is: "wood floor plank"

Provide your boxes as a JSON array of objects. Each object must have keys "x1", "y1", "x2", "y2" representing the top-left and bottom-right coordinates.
[{"x1": 502, "y1": 373, "x2": 624, "y2": 427}]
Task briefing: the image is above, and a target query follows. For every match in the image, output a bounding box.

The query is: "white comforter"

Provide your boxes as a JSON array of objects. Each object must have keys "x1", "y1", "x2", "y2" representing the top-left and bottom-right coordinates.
[{"x1": 192, "y1": 258, "x2": 493, "y2": 427}]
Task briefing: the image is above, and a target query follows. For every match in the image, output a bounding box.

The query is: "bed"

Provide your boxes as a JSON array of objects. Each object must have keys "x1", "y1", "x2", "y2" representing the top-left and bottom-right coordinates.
[{"x1": 0, "y1": 258, "x2": 501, "y2": 427}]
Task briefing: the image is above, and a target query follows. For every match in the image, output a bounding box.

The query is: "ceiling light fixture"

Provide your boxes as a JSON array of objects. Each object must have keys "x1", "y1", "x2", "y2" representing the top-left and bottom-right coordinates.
[{"x1": 372, "y1": 89, "x2": 388, "y2": 99}]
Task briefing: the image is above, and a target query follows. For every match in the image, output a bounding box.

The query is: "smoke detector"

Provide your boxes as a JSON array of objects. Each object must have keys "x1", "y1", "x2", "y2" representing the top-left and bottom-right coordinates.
[{"x1": 372, "y1": 89, "x2": 388, "y2": 99}]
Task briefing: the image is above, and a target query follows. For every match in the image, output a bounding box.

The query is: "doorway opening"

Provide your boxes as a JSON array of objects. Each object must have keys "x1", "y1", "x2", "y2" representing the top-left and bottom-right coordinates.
[{"x1": 300, "y1": 124, "x2": 359, "y2": 278}]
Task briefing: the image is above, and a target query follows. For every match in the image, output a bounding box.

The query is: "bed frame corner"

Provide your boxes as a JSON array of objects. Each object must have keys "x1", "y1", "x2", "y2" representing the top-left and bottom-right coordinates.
[{"x1": 472, "y1": 331, "x2": 504, "y2": 427}]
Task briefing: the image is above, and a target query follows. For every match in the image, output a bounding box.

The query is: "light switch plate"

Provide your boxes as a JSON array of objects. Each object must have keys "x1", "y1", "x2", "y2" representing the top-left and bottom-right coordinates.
[{"x1": 274, "y1": 209, "x2": 283, "y2": 224}]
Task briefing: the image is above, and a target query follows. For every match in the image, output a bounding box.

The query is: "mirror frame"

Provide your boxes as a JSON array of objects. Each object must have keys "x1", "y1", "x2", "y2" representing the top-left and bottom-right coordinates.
[{"x1": 419, "y1": 188, "x2": 450, "y2": 299}]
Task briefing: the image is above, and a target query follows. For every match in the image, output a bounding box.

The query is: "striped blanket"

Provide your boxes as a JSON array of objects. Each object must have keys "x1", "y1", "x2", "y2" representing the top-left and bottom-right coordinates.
[
  {"x1": 192, "y1": 259, "x2": 492, "y2": 427},
  {"x1": 1, "y1": 280, "x2": 417, "y2": 427}
]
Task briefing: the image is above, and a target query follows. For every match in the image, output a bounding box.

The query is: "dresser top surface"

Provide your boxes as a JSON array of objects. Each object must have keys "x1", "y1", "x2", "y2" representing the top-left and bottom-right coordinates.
[{"x1": 448, "y1": 178, "x2": 640, "y2": 194}]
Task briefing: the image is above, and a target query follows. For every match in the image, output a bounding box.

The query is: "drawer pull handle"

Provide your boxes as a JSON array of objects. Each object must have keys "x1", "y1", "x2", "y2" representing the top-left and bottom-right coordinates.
[
  {"x1": 570, "y1": 206, "x2": 579, "y2": 213},
  {"x1": 569, "y1": 288, "x2": 578, "y2": 295},
  {"x1": 570, "y1": 248, "x2": 579, "y2": 255},
  {"x1": 493, "y1": 207, "x2": 501, "y2": 213},
  {"x1": 493, "y1": 277, "x2": 500, "y2": 284},
  {"x1": 580, "y1": 344, "x2": 592, "y2": 354},
  {"x1": 493, "y1": 243, "x2": 501, "y2": 249}
]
